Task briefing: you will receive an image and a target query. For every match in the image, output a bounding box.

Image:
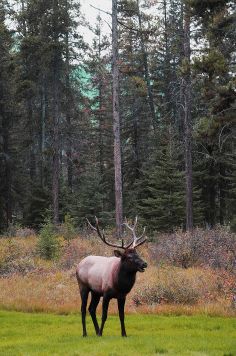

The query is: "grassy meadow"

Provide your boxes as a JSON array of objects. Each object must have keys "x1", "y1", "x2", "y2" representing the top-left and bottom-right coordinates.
[
  {"x1": 0, "y1": 229, "x2": 236, "y2": 355},
  {"x1": 0, "y1": 310, "x2": 236, "y2": 355}
]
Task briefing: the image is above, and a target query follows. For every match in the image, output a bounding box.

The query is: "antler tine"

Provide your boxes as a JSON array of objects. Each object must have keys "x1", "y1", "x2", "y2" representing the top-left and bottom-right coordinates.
[
  {"x1": 136, "y1": 226, "x2": 146, "y2": 242},
  {"x1": 86, "y1": 218, "x2": 97, "y2": 232},
  {"x1": 135, "y1": 237, "x2": 147, "y2": 248},
  {"x1": 123, "y1": 217, "x2": 147, "y2": 248},
  {"x1": 137, "y1": 226, "x2": 148, "y2": 247},
  {"x1": 133, "y1": 216, "x2": 138, "y2": 229},
  {"x1": 123, "y1": 217, "x2": 136, "y2": 236},
  {"x1": 86, "y1": 217, "x2": 126, "y2": 249}
]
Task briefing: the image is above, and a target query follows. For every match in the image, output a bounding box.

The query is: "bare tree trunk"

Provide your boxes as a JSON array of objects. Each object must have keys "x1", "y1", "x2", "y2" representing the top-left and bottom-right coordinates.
[
  {"x1": 182, "y1": 0, "x2": 193, "y2": 231},
  {"x1": 97, "y1": 15, "x2": 104, "y2": 178},
  {"x1": 163, "y1": 0, "x2": 172, "y2": 123},
  {"x1": 65, "y1": 47, "x2": 73, "y2": 192},
  {"x1": 52, "y1": 0, "x2": 60, "y2": 225},
  {"x1": 112, "y1": 0, "x2": 123, "y2": 237},
  {"x1": 2, "y1": 113, "x2": 12, "y2": 227},
  {"x1": 65, "y1": 0, "x2": 73, "y2": 192},
  {"x1": 136, "y1": 0, "x2": 156, "y2": 131},
  {"x1": 40, "y1": 78, "x2": 46, "y2": 187},
  {"x1": 52, "y1": 73, "x2": 60, "y2": 225},
  {"x1": 28, "y1": 100, "x2": 36, "y2": 181}
]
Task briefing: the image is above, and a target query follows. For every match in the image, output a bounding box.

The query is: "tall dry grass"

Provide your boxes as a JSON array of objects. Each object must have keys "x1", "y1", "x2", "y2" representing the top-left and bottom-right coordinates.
[{"x1": 0, "y1": 231, "x2": 235, "y2": 316}]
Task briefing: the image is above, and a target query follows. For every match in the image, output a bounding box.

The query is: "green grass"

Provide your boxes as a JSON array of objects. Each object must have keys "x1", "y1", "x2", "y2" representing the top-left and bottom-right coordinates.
[{"x1": 0, "y1": 311, "x2": 235, "y2": 355}]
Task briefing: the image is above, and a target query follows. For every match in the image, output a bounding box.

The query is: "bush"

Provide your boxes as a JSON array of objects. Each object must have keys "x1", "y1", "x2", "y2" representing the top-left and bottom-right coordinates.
[
  {"x1": 3, "y1": 223, "x2": 22, "y2": 238},
  {"x1": 37, "y1": 218, "x2": 60, "y2": 260},
  {"x1": 59, "y1": 239, "x2": 85, "y2": 269},
  {"x1": 15, "y1": 228, "x2": 36, "y2": 238},
  {"x1": 0, "y1": 238, "x2": 21, "y2": 275},
  {"x1": 151, "y1": 227, "x2": 236, "y2": 271},
  {"x1": 0, "y1": 257, "x2": 36, "y2": 276},
  {"x1": 132, "y1": 267, "x2": 225, "y2": 306}
]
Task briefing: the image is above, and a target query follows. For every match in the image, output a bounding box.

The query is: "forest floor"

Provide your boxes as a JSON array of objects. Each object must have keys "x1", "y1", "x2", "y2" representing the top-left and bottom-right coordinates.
[{"x1": 0, "y1": 310, "x2": 236, "y2": 355}]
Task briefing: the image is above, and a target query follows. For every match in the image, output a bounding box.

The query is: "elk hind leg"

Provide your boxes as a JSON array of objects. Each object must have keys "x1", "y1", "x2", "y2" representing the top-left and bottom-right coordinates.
[
  {"x1": 98, "y1": 294, "x2": 111, "y2": 336},
  {"x1": 88, "y1": 291, "x2": 100, "y2": 335},
  {"x1": 80, "y1": 286, "x2": 89, "y2": 337}
]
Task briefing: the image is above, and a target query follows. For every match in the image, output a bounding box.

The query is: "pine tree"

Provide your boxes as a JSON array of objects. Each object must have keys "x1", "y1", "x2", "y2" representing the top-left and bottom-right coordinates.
[
  {"x1": 191, "y1": 0, "x2": 236, "y2": 226},
  {"x1": 135, "y1": 128, "x2": 186, "y2": 232},
  {"x1": 13, "y1": 0, "x2": 84, "y2": 227}
]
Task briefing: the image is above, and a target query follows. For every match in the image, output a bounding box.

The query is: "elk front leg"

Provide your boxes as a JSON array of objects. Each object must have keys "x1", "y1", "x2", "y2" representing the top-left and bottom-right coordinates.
[
  {"x1": 98, "y1": 294, "x2": 111, "y2": 336},
  {"x1": 118, "y1": 297, "x2": 127, "y2": 337}
]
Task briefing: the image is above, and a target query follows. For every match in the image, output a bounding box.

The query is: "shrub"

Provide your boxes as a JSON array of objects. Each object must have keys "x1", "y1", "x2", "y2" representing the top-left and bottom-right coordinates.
[
  {"x1": 0, "y1": 238, "x2": 21, "y2": 275},
  {"x1": 59, "y1": 239, "x2": 85, "y2": 269},
  {"x1": 0, "y1": 257, "x2": 36, "y2": 276},
  {"x1": 132, "y1": 267, "x2": 224, "y2": 306},
  {"x1": 151, "y1": 227, "x2": 236, "y2": 271},
  {"x1": 3, "y1": 222, "x2": 22, "y2": 238},
  {"x1": 37, "y1": 218, "x2": 60, "y2": 260},
  {"x1": 15, "y1": 228, "x2": 36, "y2": 238}
]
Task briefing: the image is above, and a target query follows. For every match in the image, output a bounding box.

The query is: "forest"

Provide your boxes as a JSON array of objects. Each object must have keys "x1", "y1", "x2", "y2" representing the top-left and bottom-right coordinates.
[
  {"x1": 0, "y1": 0, "x2": 236, "y2": 234},
  {"x1": 0, "y1": 2, "x2": 236, "y2": 353}
]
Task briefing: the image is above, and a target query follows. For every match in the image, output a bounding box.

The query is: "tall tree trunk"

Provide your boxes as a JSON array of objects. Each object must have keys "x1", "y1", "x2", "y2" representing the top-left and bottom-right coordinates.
[
  {"x1": 136, "y1": 0, "x2": 156, "y2": 131},
  {"x1": 182, "y1": 0, "x2": 193, "y2": 231},
  {"x1": 132, "y1": 96, "x2": 141, "y2": 180},
  {"x1": 21, "y1": 0, "x2": 36, "y2": 182},
  {"x1": 65, "y1": 0, "x2": 73, "y2": 192},
  {"x1": 52, "y1": 0, "x2": 60, "y2": 225},
  {"x1": 163, "y1": 0, "x2": 172, "y2": 123},
  {"x1": 112, "y1": 0, "x2": 123, "y2": 237},
  {"x1": 40, "y1": 78, "x2": 46, "y2": 187},
  {"x1": 65, "y1": 47, "x2": 73, "y2": 192},
  {"x1": 28, "y1": 99, "x2": 36, "y2": 181},
  {"x1": 2, "y1": 113, "x2": 12, "y2": 227},
  {"x1": 98, "y1": 15, "x2": 104, "y2": 178},
  {"x1": 52, "y1": 73, "x2": 60, "y2": 225}
]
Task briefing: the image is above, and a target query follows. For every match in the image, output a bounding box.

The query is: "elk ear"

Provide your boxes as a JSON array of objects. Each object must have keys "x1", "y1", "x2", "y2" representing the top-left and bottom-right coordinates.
[{"x1": 114, "y1": 250, "x2": 123, "y2": 258}]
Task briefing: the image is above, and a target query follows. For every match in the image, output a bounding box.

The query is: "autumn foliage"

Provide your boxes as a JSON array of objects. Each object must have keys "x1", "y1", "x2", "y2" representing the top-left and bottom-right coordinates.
[{"x1": 0, "y1": 227, "x2": 235, "y2": 316}]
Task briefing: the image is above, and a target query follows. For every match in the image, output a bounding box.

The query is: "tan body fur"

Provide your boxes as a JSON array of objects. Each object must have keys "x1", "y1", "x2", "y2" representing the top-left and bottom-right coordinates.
[{"x1": 76, "y1": 256, "x2": 120, "y2": 295}]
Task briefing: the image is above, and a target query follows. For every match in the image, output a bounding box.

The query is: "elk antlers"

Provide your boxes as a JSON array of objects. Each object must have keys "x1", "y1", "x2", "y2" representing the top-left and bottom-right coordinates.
[
  {"x1": 123, "y1": 216, "x2": 147, "y2": 248},
  {"x1": 86, "y1": 216, "x2": 147, "y2": 249}
]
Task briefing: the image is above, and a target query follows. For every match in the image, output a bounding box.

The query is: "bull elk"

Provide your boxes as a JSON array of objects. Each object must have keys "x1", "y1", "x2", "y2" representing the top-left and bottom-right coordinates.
[{"x1": 76, "y1": 217, "x2": 147, "y2": 337}]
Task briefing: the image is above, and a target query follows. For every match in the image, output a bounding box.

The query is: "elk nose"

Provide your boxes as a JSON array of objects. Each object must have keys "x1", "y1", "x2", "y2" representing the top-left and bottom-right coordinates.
[{"x1": 142, "y1": 262, "x2": 148, "y2": 268}]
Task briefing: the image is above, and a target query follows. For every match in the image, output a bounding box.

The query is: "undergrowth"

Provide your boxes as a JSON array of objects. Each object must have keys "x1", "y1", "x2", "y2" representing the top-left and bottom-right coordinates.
[{"x1": 0, "y1": 228, "x2": 235, "y2": 316}]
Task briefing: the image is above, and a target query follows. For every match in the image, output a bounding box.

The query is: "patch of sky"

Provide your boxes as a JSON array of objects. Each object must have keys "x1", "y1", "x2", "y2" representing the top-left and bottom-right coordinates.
[{"x1": 72, "y1": 66, "x2": 98, "y2": 101}]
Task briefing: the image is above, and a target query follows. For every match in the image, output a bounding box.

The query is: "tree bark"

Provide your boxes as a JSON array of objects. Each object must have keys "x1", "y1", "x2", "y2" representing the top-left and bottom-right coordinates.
[
  {"x1": 52, "y1": 73, "x2": 60, "y2": 225},
  {"x1": 52, "y1": 0, "x2": 60, "y2": 225},
  {"x1": 2, "y1": 112, "x2": 12, "y2": 227},
  {"x1": 112, "y1": 0, "x2": 123, "y2": 237},
  {"x1": 40, "y1": 78, "x2": 46, "y2": 187},
  {"x1": 65, "y1": 0, "x2": 73, "y2": 192},
  {"x1": 136, "y1": 0, "x2": 156, "y2": 131},
  {"x1": 182, "y1": 0, "x2": 193, "y2": 231}
]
